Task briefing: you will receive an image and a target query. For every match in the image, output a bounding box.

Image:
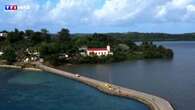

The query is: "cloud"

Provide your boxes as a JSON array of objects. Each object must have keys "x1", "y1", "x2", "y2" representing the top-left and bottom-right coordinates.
[
  {"x1": 1, "y1": 0, "x2": 195, "y2": 33},
  {"x1": 155, "y1": 0, "x2": 195, "y2": 22},
  {"x1": 48, "y1": 0, "x2": 97, "y2": 27},
  {"x1": 0, "y1": 0, "x2": 96, "y2": 30},
  {"x1": 13, "y1": 0, "x2": 40, "y2": 24},
  {"x1": 93, "y1": 0, "x2": 150, "y2": 25},
  {"x1": 0, "y1": 0, "x2": 48, "y2": 25},
  {"x1": 187, "y1": 4, "x2": 195, "y2": 11},
  {"x1": 183, "y1": 4, "x2": 195, "y2": 21}
]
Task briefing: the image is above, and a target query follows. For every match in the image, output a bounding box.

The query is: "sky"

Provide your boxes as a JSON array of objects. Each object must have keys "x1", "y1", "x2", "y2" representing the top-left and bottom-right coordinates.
[{"x1": 0, "y1": 0, "x2": 195, "y2": 33}]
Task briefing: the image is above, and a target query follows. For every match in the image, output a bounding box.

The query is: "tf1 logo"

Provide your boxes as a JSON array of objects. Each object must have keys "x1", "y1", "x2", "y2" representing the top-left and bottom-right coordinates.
[
  {"x1": 5, "y1": 5, "x2": 30, "y2": 11},
  {"x1": 5, "y1": 5, "x2": 18, "y2": 11}
]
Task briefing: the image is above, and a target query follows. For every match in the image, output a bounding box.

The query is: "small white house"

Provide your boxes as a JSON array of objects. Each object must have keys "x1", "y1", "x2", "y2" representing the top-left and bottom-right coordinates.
[
  {"x1": 86, "y1": 45, "x2": 113, "y2": 56},
  {"x1": 79, "y1": 46, "x2": 88, "y2": 56},
  {"x1": 26, "y1": 48, "x2": 40, "y2": 57},
  {"x1": 0, "y1": 33, "x2": 7, "y2": 37},
  {"x1": 0, "y1": 33, "x2": 3, "y2": 37},
  {"x1": 24, "y1": 58, "x2": 30, "y2": 63},
  {"x1": 0, "y1": 52, "x2": 4, "y2": 56}
]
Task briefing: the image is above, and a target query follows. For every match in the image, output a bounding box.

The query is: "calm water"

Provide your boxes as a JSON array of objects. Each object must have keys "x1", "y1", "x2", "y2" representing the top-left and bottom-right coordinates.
[
  {"x1": 63, "y1": 41, "x2": 195, "y2": 110},
  {"x1": 0, "y1": 69, "x2": 149, "y2": 110}
]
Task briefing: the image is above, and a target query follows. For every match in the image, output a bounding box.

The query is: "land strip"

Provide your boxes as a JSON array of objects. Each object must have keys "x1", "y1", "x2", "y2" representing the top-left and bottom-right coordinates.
[
  {"x1": 0, "y1": 64, "x2": 42, "y2": 71},
  {"x1": 33, "y1": 62, "x2": 174, "y2": 110}
]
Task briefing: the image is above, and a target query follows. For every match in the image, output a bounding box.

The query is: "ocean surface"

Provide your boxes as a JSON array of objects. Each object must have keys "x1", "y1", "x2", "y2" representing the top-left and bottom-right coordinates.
[
  {"x1": 0, "y1": 68, "x2": 149, "y2": 110},
  {"x1": 62, "y1": 41, "x2": 195, "y2": 110}
]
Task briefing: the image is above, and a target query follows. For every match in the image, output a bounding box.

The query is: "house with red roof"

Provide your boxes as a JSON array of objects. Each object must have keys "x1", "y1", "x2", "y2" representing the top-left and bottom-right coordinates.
[{"x1": 86, "y1": 45, "x2": 113, "y2": 56}]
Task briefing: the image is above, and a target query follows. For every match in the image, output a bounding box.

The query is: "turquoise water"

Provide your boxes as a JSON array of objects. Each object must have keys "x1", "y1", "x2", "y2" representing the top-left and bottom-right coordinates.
[
  {"x1": 0, "y1": 69, "x2": 149, "y2": 110},
  {"x1": 63, "y1": 41, "x2": 195, "y2": 110}
]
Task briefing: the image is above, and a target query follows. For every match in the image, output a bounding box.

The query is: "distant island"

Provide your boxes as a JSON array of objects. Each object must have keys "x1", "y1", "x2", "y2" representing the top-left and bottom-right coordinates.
[
  {"x1": 73, "y1": 32, "x2": 195, "y2": 41},
  {"x1": 0, "y1": 28, "x2": 173, "y2": 66}
]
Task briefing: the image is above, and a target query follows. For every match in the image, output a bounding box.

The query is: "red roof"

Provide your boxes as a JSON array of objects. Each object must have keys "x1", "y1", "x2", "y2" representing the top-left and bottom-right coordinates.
[{"x1": 87, "y1": 48, "x2": 107, "y2": 51}]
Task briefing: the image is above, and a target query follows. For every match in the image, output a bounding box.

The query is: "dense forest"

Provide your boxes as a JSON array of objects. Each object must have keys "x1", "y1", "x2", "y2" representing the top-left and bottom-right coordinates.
[
  {"x1": 73, "y1": 32, "x2": 195, "y2": 41},
  {"x1": 0, "y1": 29, "x2": 174, "y2": 65}
]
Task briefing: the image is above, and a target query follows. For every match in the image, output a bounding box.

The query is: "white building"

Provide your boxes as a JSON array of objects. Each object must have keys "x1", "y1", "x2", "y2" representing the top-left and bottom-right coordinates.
[
  {"x1": 26, "y1": 48, "x2": 40, "y2": 57},
  {"x1": 23, "y1": 48, "x2": 40, "y2": 63},
  {"x1": 0, "y1": 52, "x2": 3, "y2": 56},
  {"x1": 79, "y1": 46, "x2": 88, "y2": 56},
  {"x1": 86, "y1": 45, "x2": 113, "y2": 56},
  {"x1": 24, "y1": 58, "x2": 30, "y2": 63},
  {"x1": 0, "y1": 33, "x2": 7, "y2": 37}
]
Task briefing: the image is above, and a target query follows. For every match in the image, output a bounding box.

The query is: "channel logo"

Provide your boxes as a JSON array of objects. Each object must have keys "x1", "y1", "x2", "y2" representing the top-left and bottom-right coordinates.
[
  {"x1": 5, "y1": 5, "x2": 17, "y2": 11},
  {"x1": 4, "y1": 5, "x2": 30, "y2": 12}
]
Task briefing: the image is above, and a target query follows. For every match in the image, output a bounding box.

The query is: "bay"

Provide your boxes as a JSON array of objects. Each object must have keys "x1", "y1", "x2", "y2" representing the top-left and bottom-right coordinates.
[{"x1": 62, "y1": 41, "x2": 195, "y2": 110}]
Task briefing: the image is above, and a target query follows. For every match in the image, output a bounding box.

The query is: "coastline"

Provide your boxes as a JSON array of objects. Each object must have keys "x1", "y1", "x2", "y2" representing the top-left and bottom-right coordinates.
[
  {"x1": 34, "y1": 62, "x2": 174, "y2": 110},
  {"x1": 0, "y1": 64, "x2": 42, "y2": 71}
]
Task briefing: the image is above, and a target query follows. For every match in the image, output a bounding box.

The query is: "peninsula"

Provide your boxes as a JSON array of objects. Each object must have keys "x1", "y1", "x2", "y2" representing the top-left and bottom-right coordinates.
[
  {"x1": 0, "y1": 28, "x2": 173, "y2": 66},
  {"x1": 33, "y1": 62, "x2": 174, "y2": 110}
]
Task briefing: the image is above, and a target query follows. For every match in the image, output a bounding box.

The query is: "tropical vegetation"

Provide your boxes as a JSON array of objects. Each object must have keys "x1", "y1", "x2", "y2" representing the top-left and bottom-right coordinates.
[{"x1": 0, "y1": 28, "x2": 174, "y2": 65}]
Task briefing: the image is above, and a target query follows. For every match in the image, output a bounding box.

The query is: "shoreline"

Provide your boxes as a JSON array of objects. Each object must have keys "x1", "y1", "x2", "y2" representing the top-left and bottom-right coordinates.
[
  {"x1": 34, "y1": 62, "x2": 174, "y2": 110},
  {"x1": 0, "y1": 64, "x2": 42, "y2": 71}
]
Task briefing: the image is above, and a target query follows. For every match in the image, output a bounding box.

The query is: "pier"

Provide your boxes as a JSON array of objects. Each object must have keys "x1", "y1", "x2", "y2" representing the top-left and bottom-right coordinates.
[{"x1": 34, "y1": 62, "x2": 174, "y2": 110}]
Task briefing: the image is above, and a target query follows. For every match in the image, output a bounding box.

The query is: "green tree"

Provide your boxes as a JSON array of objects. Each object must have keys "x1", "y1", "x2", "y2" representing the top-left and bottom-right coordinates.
[
  {"x1": 2, "y1": 47, "x2": 17, "y2": 64},
  {"x1": 7, "y1": 28, "x2": 24, "y2": 43},
  {"x1": 47, "y1": 54, "x2": 61, "y2": 66},
  {"x1": 25, "y1": 30, "x2": 34, "y2": 36},
  {"x1": 41, "y1": 29, "x2": 51, "y2": 42},
  {"x1": 31, "y1": 32, "x2": 43, "y2": 44},
  {"x1": 58, "y1": 28, "x2": 70, "y2": 42},
  {"x1": 39, "y1": 42, "x2": 61, "y2": 57}
]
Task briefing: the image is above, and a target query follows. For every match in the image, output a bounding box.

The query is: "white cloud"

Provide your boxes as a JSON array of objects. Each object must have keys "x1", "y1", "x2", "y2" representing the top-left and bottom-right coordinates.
[
  {"x1": 171, "y1": 0, "x2": 192, "y2": 7},
  {"x1": 93, "y1": 0, "x2": 150, "y2": 25},
  {"x1": 155, "y1": 0, "x2": 195, "y2": 22},
  {"x1": 187, "y1": 4, "x2": 195, "y2": 11},
  {"x1": 13, "y1": 0, "x2": 40, "y2": 25},
  {"x1": 182, "y1": 4, "x2": 195, "y2": 21},
  {"x1": 48, "y1": 0, "x2": 96, "y2": 26},
  {"x1": 2, "y1": 0, "x2": 49, "y2": 26},
  {"x1": 1, "y1": 0, "x2": 195, "y2": 32},
  {"x1": 155, "y1": 5, "x2": 167, "y2": 18}
]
